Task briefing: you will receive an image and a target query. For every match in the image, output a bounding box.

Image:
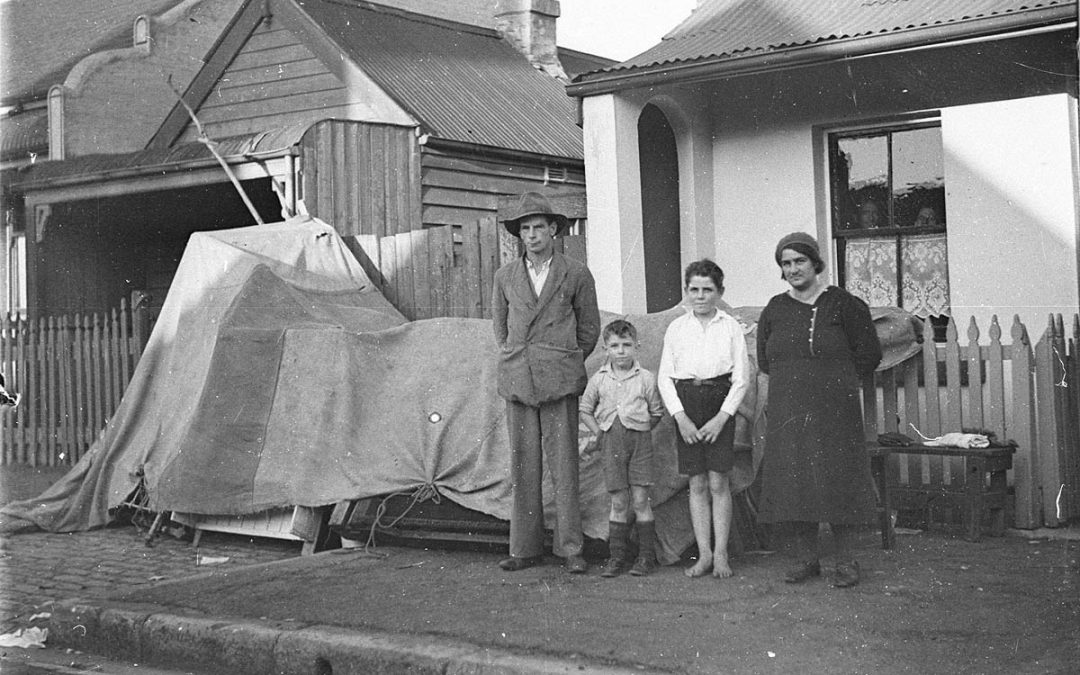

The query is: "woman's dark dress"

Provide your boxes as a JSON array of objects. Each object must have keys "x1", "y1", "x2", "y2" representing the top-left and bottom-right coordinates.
[{"x1": 756, "y1": 287, "x2": 882, "y2": 524}]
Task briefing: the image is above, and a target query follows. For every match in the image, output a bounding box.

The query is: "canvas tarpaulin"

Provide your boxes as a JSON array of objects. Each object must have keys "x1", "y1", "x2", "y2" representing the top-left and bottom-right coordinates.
[{"x1": 1, "y1": 217, "x2": 922, "y2": 565}]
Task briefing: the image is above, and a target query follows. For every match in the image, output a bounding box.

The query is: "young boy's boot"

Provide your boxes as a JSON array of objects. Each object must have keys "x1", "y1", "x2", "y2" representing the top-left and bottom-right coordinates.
[
  {"x1": 629, "y1": 520, "x2": 658, "y2": 576},
  {"x1": 601, "y1": 521, "x2": 631, "y2": 578}
]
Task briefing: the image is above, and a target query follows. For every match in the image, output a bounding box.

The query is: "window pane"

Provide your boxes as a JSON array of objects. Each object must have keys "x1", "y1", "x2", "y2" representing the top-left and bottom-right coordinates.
[
  {"x1": 892, "y1": 127, "x2": 945, "y2": 228},
  {"x1": 837, "y1": 135, "x2": 888, "y2": 229}
]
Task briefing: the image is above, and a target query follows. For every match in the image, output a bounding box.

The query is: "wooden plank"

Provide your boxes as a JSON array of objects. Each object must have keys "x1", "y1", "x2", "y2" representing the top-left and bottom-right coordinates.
[
  {"x1": 422, "y1": 186, "x2": 500, "y2": 210},
  {"x1": 29, "y1": 319, "x2": 41, "y2": 466},
  {"x1": 332, "y1": 123, "x2": 350, "y2": 237},
  {"x1": 879, "y1": 367, "x2": 904, "y2": 485},
  {"x1": 428, "y1": 227, "x2": 453, "y2": 318},
  {"x1": 479, "y1": 217, "x2": 497, "y2": 320},
  {"x1": 460, "y1": 222, "x2": 483, "y2": 318},
  {"x1": 1010, "y1": 316, "x2": 1039, "y2": 527},
  {"x1": 394, "y1": 232, "x2": 416, "y2": 320},
  {"x1": 92, "y1": 314, "x2": 105, "y2": 442},
  {"x1": 410, "y1": 230, "x2": 431, "y2": 320},
  {"x1": 965, "y1": 317, "x2": 985, "y2": 431},
  {"x1": 110, "y1": 308, "x2": 122, "y2": 412},
  {"x1": 370, "y1": 126, "x2": 389, "y2": 234},
  {"x1": 983, "y1": 316, "x2": 1007, "y2": 438},
  {"x1": 379, "y1": 235, "x2": 399, "y2": 310},
  {"x1": 343, "y1": 123, "x2": 362, "y2": 238},
  {"x1": 199, "y1": 72, "x2": 343, "y2": 109},
  {"x1": 921, "y1": 319, "x2": 943, "y2": 488},
  {"x1": 1034, "y1": 315, "x2": 1062, "y2": 526},
  {"x1": 60, "y1": 316, "x2": 75, "y2": 465},
  {"x1": 73, "y1": 315, "x2": 86, "y2": 460},
  {"x1": 14, "y1": 317, "x2": 27, "y2": 464},
  {"x1": 354, "y1": 124, "x2": 374, "y2": 239},
  {"x1": 422, "y1": 204, "x2": 496, "y2": 228},
  {"x1": 210, "y1": 56, "x2": 327, "y2": 90},
  {"x1": 901, "y1": 357, "x2": 923, "y2": 486},
  {"x1": 220, "y1": 43, "x2": 321, "y2": 74},
  {"x1": 942, "y1": 319, "x2": 964, "y2": 485},
  {"x1": 314, "y1": 123, "x2": 335, "y2": 232},
  {"x1": 1050, "y1": 314, "x2": 1072, "y2": 519}
]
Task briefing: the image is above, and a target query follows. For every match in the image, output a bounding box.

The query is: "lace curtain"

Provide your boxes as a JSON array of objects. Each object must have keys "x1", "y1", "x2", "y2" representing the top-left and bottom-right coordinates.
[{"x1": 844, "y1": 233, "x2": 950, "y2": 317}]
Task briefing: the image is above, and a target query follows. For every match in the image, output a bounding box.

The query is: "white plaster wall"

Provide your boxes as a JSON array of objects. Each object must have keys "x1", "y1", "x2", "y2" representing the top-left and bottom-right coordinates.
[
  {"x1": 713, "y1": 123, "x2": 823, "y2": 309},
  {"x1": 942, "y1": 94, "x2": 1080, "y2": 333},
  {"x1": 582, "y1": 94, "x2": 646, "y2": 313}
]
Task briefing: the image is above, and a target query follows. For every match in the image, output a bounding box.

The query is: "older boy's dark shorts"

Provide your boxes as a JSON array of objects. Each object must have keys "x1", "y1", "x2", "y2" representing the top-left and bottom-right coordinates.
[
  {"x1": 674, "y1": 376, "x2": 735, "y2": 476},
  {"x1": 599, "y1": 418, "x2": 654, "y2": 490}
]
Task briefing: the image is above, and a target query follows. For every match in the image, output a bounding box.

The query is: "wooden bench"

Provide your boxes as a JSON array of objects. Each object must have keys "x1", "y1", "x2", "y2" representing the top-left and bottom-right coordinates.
[{"x1": 870, "y1": 443, "x2": 1016, "y2": 549}]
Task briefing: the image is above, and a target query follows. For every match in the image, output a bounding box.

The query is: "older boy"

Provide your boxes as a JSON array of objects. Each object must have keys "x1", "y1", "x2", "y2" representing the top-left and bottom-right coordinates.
[
  {"x1": 658, "y1": 260, "x2": 750, "y2": 579},
  {"x1": 492, "y1": 192, "x2": 601, "y2": 574},
  {"x1": 580, "y1": 320, "x2": 666, "y2": 577}
]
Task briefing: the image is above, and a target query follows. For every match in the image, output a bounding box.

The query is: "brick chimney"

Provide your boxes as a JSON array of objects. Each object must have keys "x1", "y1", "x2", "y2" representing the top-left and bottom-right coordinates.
[{"x1": 495, "y1": 0, "x2": 567, "y2": 81}]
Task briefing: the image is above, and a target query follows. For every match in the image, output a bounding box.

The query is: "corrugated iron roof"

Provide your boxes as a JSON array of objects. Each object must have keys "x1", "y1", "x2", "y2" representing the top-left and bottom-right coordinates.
[
  {"x1": 0, "y1": 109, "x2": 48, "y2": 163},
  {"x1": 11, "y1": 125, "x2": 308, "y2": 187},
  {"x1": 0, "y1": 0, "x2": 183, "y2": 103},
  {"x1": 294, "y1": 0, "x2": 583, "y2": 159},
  {"x1": 603, "y1": 0, "x2": 1076, "y2": 74}
]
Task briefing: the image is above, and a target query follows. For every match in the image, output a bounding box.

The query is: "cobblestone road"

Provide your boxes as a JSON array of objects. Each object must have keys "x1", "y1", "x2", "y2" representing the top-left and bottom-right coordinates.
[{"x1": 0, "y1": 525, "x2": 299, "y2": 632}]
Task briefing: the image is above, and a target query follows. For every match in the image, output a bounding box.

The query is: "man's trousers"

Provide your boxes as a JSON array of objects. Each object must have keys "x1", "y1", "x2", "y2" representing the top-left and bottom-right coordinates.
[{"x1": 505, "y1": 396, "x2": 583, "y2": 558}]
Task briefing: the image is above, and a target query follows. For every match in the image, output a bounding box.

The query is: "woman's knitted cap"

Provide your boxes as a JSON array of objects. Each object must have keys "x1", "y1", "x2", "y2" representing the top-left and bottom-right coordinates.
[{"x1": 774, "y1": 231, "x2": 822, "y2": 266}]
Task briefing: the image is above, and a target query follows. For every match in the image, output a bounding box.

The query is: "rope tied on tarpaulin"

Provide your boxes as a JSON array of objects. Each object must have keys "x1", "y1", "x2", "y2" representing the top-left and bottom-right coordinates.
[{"x1": 365, "y1": 482, "x2": 442, "y2": 551}]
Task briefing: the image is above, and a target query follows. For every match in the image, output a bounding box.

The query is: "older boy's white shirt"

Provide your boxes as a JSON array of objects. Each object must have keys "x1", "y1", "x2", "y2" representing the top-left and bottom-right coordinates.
[{"x1": 657, "y1": 308, "x2": 750, "y2": 418}]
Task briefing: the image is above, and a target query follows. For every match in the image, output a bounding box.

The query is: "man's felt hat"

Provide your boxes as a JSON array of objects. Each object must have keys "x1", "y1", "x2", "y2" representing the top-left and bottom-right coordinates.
[{"x1": 502, "y1": 192, "x2": 570, "y2": 238}]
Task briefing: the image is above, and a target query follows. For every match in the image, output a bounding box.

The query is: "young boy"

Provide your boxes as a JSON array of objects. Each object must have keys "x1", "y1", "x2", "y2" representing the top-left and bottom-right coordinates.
[
  {"x1": 580, "y1": 319, "x2": 666, "y2": 577},
  {"x1": 658, "y1": 260, "x2": 750, "y2": 579}
]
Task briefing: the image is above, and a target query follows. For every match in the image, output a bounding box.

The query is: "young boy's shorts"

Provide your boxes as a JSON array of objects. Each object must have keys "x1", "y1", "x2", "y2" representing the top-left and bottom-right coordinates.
[
  {"x1": 600, "y1": 418, "x2": 654, "y2": 491},
  {"x1": 674, "y1": 375, "x2": 736, "y2": 476}
]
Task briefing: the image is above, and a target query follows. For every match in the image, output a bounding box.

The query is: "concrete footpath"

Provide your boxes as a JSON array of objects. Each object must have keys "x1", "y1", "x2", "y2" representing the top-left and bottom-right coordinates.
[{"x1": 2, "y1": 520, "x2": 1078, "y2": 675}]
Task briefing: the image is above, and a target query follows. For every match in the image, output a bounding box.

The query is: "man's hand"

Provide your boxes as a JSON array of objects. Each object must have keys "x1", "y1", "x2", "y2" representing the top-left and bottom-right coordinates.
[
  {"x1": 698, "y1": 411, "x2": 731, "y2": 444},
  {"x1": 674, "y1": 412, "x2": 699, "y2": 445},
  {"x1": 582, "y1": 433, "x2": 601, "y2": 456}
]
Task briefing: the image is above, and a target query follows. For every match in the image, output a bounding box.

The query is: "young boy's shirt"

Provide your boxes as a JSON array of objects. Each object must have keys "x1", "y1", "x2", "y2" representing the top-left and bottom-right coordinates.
[
  {"x1": 658, "y1": 308, "x2": 750, "y2": 418},
  {"x1": 579, "y1": 361, "x2": 665, "y2": 432}
]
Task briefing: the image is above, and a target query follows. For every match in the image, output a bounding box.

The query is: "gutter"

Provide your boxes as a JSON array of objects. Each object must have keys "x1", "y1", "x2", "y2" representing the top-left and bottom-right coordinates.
[
  {"x1": 421, "y1": 136, "x2": 584, "y2": 168},
  {"x1": 11, "y1": 146, "x2": 299, "y2": 192},
  {"x1": 566, "y1": 5, "x2": 1077, "y2": 97}
]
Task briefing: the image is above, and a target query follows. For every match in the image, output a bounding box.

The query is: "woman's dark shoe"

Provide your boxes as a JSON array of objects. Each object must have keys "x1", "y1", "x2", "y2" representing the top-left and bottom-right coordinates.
[
  {"x1": 498, "y1": 555, "x2": 541, "y2": 571},
  {"x1": 629, "y1": 555, "x2": 657, "y2": 577},
  {"x1": 783, "y1": 560, "x2": 821, "y2": 584},
  {"x1": 832, "y1": 560, "x2": 861, "y2": 588},
  {"x1": 600, "y1": 557, "x2": 629, "y2": 578}
]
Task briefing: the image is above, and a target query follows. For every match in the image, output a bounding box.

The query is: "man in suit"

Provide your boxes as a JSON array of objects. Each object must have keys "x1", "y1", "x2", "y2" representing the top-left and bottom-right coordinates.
[{"x1": 492, "y1": 192, "x2": 601, "y2": 573}]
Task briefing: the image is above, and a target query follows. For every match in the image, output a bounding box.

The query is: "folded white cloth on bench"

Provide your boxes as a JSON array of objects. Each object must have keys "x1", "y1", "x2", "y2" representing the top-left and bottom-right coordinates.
[{"x1": 921, "y1": 432, "x2": 990, "y2": 449}]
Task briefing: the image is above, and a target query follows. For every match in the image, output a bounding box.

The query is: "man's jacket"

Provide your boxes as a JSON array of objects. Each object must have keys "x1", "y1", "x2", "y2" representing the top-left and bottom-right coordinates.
[{"x1": 492, "y1": 251, "x2": 601, "y2": 407}]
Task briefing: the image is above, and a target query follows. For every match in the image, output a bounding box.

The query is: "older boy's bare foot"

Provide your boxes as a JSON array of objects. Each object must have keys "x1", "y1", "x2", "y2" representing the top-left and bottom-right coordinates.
[
  {"x1": 684, "y1": 557, "x2": 713, "y2": 578},
  {"x1": 712, "y1": 552, "x2": 733, "y2": 578}
]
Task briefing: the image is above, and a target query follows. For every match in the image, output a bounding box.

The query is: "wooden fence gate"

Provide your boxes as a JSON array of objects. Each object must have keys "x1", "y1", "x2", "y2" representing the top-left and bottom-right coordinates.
[
  {"x1": 865, "y1": 312, "x2": 1080, "y2": 529},
  {"x1": 0, "y1": 297, "x2": 148, "y2": 466}
]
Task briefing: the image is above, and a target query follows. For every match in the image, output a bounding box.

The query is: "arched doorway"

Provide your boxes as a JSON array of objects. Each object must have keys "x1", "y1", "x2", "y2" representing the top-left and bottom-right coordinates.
[{"x1": 638, "y1": 104, "x2": 682, "y2": 312}]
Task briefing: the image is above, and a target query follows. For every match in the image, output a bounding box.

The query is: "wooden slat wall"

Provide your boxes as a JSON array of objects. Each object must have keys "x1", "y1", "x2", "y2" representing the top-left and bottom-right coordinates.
[
  {"x1": 866, "y1": 313, "x2": 1080, "y2": 529},
  {"x1": 422, "y1": 152, "x2": 586, "y2": 229},
  {"x1": 301, "y1": 120, "x2": 421, "y2": 242},
  {"x1": 373, "y1": 220, "x2": 584, "y2": 321},
  {"x1": 177, "y1": 24, "x2": 356, "y2": 142},
  {"x1": 0, "y1": 299, "x2": 147, "y2": 466}
]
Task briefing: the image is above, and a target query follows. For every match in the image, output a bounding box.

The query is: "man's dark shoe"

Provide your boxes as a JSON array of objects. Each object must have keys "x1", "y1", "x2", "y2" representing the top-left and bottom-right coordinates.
[
  {"x1": 499, "y1": 556, "x2": 541, "y2": 572},
  {"x1": 783, "y1": 560, "x2": 821, "y2": 584},
  {"x1": 628, "y1": 555, "x2": 657, "y2": 577},
  {"x1": 565, "y1": 554, "x2": 588, "y2": 574},
  {"x1": 831, "y1": 560, "x2": 861, "y2": 588},
  {"x1": 600, "y1": 557, "x2": 629, "y2": 578}
]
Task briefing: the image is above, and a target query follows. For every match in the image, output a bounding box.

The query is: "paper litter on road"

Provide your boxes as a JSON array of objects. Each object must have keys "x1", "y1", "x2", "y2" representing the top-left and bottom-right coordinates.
[
  {"x1": 196, "y1": 554, "x2": 230, "y2": 566},
  {"x1": 0, "y1": 626, "x2": 48, "y2": 648}
]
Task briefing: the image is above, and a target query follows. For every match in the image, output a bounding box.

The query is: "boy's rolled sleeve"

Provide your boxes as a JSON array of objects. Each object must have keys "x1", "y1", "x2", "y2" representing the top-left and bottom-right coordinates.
[{"x1": 579, "y1": 373, "x2": 601, "y2": 416}]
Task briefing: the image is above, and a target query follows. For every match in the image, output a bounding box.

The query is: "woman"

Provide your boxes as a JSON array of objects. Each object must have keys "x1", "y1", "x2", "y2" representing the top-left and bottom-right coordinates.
[{"x1": 756, "y1": 232, "x2": 882, "y2": 588}]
